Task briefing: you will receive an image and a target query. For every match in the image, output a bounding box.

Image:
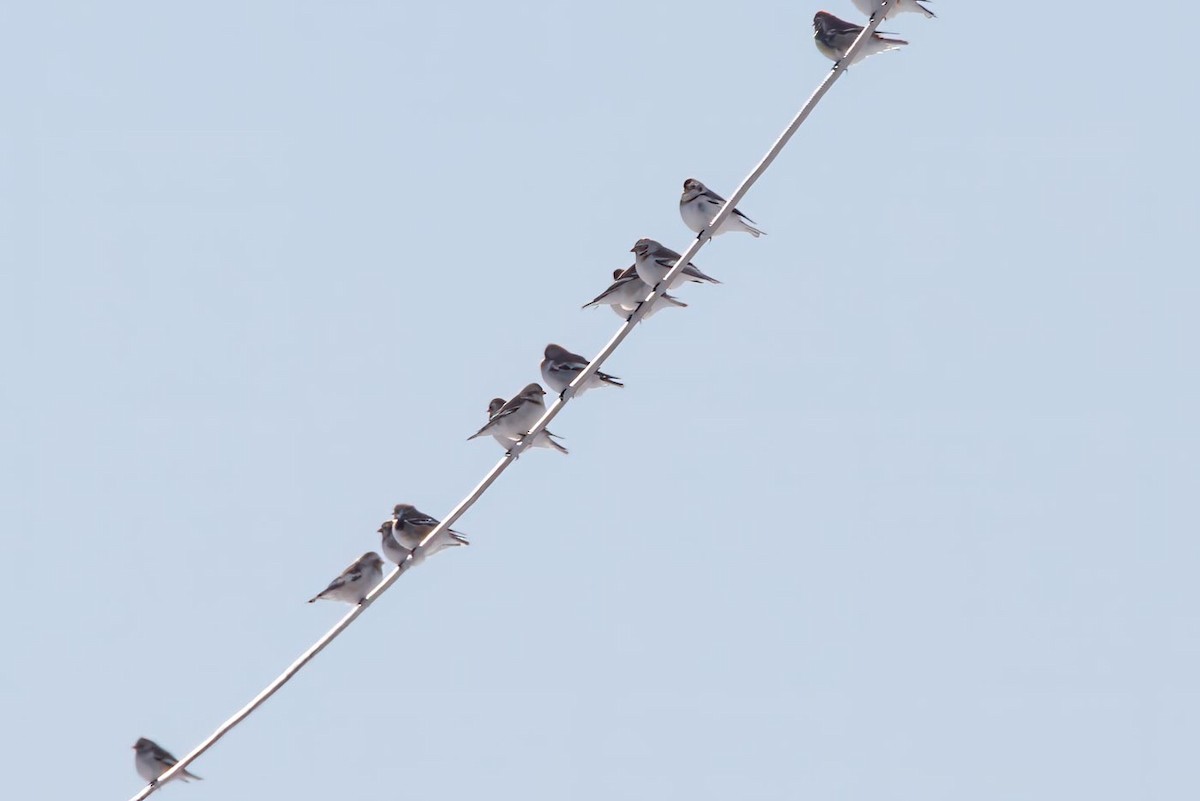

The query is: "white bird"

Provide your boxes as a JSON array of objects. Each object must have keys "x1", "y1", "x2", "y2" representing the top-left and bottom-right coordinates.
[
  {"x1": 679, "y1": 178, "x2": 765, "y2": 238},
  {"x1": 631, "y1": 238, "x2": 721, "y2": 290},
  {"x1": 541, "y1": 343, "x2": 623, "y2": 398},
  {"x1": 308, "y1": 552, "x2": 384, "y2": 604},
  {"x1": 468, "y1": 383, "x2": 568, "y2": 454},
  {"x1": 483, "y1": 394, "x2": 569, "y2": 454},
  {"x1": 583, "y1": 266, "x2": 689, "y2": 321},
  {"x1": 133, "y1": 737, "x2": 202, "y2": 786},
  {"x1": 379, "y1": 506, "x2": 469, "y2": 569},
  {"x1": 378, "y1": 520, "x2": 412, "y2": 567},
  {"x1": 484, "y1": 398, "x2": 570, "y2": 451},
  {"x1": 485, "y1": 397, "x2": 516, "y2": 449},
  {"x1": 812, "y1": 11, "x2": 907, "y2": 65},
  {"x1": 391, "y1": 504, "x2": 470, "y2": 554},
  {"x1": 851, "y1": 0, "x2": 934, "y2": 19}
]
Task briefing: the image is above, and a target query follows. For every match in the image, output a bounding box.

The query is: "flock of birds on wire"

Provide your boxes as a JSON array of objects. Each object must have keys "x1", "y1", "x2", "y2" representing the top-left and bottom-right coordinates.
[{"x1": 130, "y1": 1, "x2": 935, "y2": 791}]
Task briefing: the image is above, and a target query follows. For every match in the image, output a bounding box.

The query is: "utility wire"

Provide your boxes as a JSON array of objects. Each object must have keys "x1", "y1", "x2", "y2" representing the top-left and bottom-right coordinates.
[{"x1": 131, "y1": 4, "x2": 900, "y2": 796}]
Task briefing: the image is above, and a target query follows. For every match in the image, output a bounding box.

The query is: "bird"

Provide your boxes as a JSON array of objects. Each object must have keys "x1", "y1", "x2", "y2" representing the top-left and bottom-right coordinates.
[
  {"x1": 812, "y1": 11, "x2": 908, "y2": 65},
  {"x1": 485, "y1": 397, "x2": 516, "y2": 448},
  {"x1": 851, "y1": 0, "x2": 934, "y2": 19},
  {"x1": 483, "y1": 398, "x2": 570, "y2": 451},
  {"x1": 379, "y1": 507, "x2": 469, "y2": 569},
  {"x1": 378, "y1": 519, "x2": 412, "y2": 567},
  {"x1": 468, "y1": 383, "x2": 546, "y2": 442},
  {"x1": 583, "y1": 266, "x2": 689, "y2": 321},
  {"x1": 391, "y1": 504, "x2": 470, "y2": 555},
  {"x1": 609, "y1": 266, "x2": 688, "y2": 318},
  {"x1": 631, "y1": 238, "x2": 721, "y2": 290},
  {"x1": 679, "y1": 178, "x2": 765, "y2": 238},
  {"x1": 133, "y1": 737, "x2": 202, "y2": 786},
  {"x1": 541, "y1": 343, "x2": 623, "y2": 398},
  {"x1": 308, "y1": 552, "x2": 384, "y2": 605},
  {"x1": 468, "y1": 383, "x2": 568, "y2": 454}
]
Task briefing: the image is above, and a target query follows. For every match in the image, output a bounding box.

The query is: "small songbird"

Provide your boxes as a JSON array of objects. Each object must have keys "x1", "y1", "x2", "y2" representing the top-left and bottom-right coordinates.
[
  {"x1": 541, "y1": 343, "x2": 623, "y2": 398},
  {"x1": 583, "y1": 266, "x2": 689, "y2": 321},
  {"x1": 631, "y1": 238, "x2": 721, "y2": 290},
  {"x1": 679, "y1": 178, "x2": 765, "y2": 238},
  {"x1": 812, "y1": 11, "x2": 908, "y2": 65},
  {"x1": 468, "y1": 383, "x2": 568, "y2": 454},
  {"x1": 482, "y1": 396, "x2": 569, "y2": 453},
  {"x1": 379, "y1": 508, "x2": 468, "y2": 569},
  {"x1": 391, "y1": 504, "x2": 470, "y2": 555},
  {"x1": 851, "y1": 0, "x2": 934, "y2": 19},
  {"x1": 308, "y1": 552, "x2": 384, "y2": 605},
  {"x1": 133, "y1": 737, "x2": 202, "y2": 786},
  {"x1": 379, "y1": 520, "x2": 411, "y2": 566},
  {"x1": 485, "y1": 397, "x2": 514, "y2": 448}
]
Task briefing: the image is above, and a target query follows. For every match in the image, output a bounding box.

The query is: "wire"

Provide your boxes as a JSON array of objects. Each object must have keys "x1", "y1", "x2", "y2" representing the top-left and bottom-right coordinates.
[{"x1": 130, "y1": 3, "x2": 901, "y2": 796}]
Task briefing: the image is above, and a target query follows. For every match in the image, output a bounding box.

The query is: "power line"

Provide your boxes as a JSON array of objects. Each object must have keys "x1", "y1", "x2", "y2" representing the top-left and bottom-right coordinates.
[{"x1": 131, "y1": 4, "x2": 904, "y2": 796}]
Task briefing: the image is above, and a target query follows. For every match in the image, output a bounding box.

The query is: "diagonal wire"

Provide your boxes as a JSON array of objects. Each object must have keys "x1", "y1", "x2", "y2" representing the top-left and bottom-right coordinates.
[{"x1": 130, "y1": 3, "x2": 900, "y2": 796}]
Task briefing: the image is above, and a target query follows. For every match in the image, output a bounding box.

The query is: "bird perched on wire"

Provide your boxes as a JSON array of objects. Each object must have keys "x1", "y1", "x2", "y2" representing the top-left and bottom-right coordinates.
[
  {"x1": 484, "y1": 397, "x2": 517, "y2": 449},
  {"x1": 392, "y1": 504, "x2": 470, "y2": 554},
  {"x1": 679, "y1": 178, "x2": 765, "y2": 238},
  {"x1": 468, "y1": 383, "x2": 568, "y2": 455},
  {"x1": 851, "y1": 0, "x2": 934, "y2": 20},
  {"x1": 583, "y1": 266, "x2": 689, "y2": 321},
  {"x1": 541, "y1": 343, "x2": 624, "y2": 399},
  {"x1": 133, "y1": 737, "x2": 202, "y2": 786},
  {"x1": 378, "y1": 520, "x2": 410, "y2": 567},
  {"x1": 308, "y1": 552, "x2": 384, "y2": 605},
  {"x1": 379, "y1": 505, "x2": 469, "y2": 568},
  {"x1": 812, "y1": 11, "x2": 907, "y2": 65},
  {"x1": 631, "y1": 238, "x2": 721, "y2": 290}
]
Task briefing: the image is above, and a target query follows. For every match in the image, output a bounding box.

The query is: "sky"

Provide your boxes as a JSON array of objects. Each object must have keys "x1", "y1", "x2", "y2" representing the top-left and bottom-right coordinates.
[{"x1": 3, "y1": 0, "x2": 1199, "y2": 798}]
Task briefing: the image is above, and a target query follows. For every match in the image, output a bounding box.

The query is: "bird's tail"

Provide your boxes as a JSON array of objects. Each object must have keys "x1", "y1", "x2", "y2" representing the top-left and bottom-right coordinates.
[
  {"x1": 916, "y1": 1, "x2": 936, "y2": 18},
  {"x1": 449, "y1": 530, "x2": 470, "y2": 546},
  {"x1": 598, "y1": 371, "x2": 625, "y2": 388},
  {"x1": 541, "y1": 432, "x2": 570, "y2": 455},
  {"x1": 640, "y1": 294, "x2": 688, "y2": 321},
  {"x1": 179, "y1": 769, "x2": 203, "y2": 782},
  {"x1": 582, "y1": 290, "x2": 616, "y2": 310},
  {"x1": 734, "y1": 210, "x2": 766, "y2": 238},
  {"x1": 661, "y1": 293, "x2": 688, "y2": 308},
  {"x1": 687, "y1": 265, "x2": 722, "y2": 284}
]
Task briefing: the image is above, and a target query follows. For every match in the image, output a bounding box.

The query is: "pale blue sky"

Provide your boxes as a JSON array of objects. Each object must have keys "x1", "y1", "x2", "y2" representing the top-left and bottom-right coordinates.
[{"x1": 3, "y1": 1, "x2": 1198, "y2": 798}]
